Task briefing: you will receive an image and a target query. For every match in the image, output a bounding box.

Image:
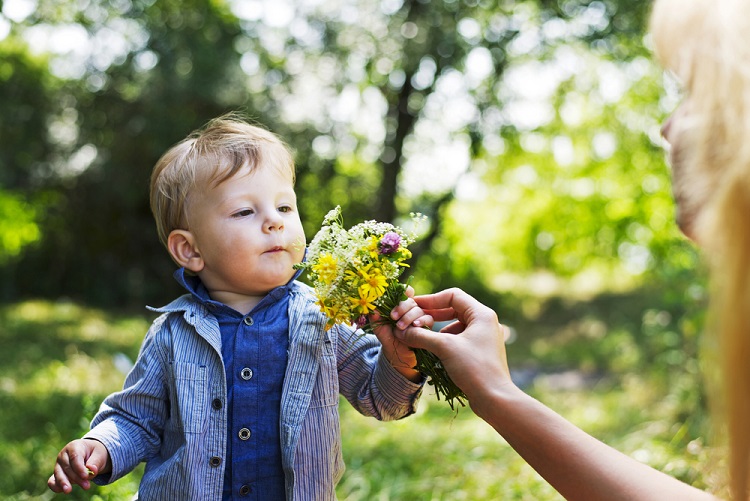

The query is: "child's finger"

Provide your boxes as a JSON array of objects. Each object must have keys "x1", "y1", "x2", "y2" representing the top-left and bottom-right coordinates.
[
  {"x1": 415, "y1": 313, "x2": 434, "y2": 329},
  {"x1": 48, "y1": 472, "x2": 67, "y2": 493},
  {"x1": 390, "y1": 298, "x2": 417, "y2": 321},
  {"x1": 395, "y1": 307, "x2": 428, "y2": 330},
  {"x1": 69, "y1": 444, "x2": 95, "y2": 482},
  {"x1": 50, "y1": 462, "x2": 75, "y2": 493},
  {"x1": 86, "y1": 440, "x2": 110, "y2": 477},
  {"x1": 59, "y1": 447, "x2": 92, "y2": 490}
]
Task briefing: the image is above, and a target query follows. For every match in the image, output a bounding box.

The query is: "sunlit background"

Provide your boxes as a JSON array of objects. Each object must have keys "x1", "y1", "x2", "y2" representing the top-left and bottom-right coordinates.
[{"x1": 0, "y1": 0, "x2": 718, "y2": 499}]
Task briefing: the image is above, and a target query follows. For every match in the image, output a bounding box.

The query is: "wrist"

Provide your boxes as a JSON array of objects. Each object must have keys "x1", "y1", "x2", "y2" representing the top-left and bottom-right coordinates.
[
  {"x1": 396, "y1": 366, "x2": 422, "y2": 383},
  {"x1": 467, "y1": 380, "x2": 525, "y2": 424}
]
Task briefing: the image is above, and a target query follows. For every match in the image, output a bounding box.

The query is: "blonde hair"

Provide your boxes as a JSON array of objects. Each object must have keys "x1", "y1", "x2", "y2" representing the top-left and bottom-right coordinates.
[
  {"x1": 149, "y1": 113, "x2": 295, "y2": 248},
  {"x1": 651, "y1": 0, "x2": 750, "y2": 498}
]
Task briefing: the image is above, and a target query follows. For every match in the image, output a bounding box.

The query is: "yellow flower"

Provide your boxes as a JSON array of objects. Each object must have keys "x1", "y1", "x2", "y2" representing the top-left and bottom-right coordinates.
[
  {"x1": 397, "y1": 247, "x2": 412, "y2": 266},
  {"x1": 345, "y1": 267, "x2": 361, "y2": 284},
  {"x1": 357, "y1": 262, "x2": 375, "y2": 277},
  {"x1": 319, "y1": 299, "x2": 345, "y2": 330},
  {"x1": 359, "y1": 267, "x2": 387, "y2": 298},
  {"x1": 350, "y1": 289, "x2": 377, "y2": 315},
  {"x1": 318, "y1": 298, "x2": 334, "y2": 316},
  {"x1": 312, "y1": 254, "x2": 339, "y2": 284},
  {"x1": 366, "y1": 236, "x2": 380, "y2": 259}
]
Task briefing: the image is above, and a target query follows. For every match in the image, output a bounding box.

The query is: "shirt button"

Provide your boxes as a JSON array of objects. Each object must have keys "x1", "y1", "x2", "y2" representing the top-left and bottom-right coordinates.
[
  {"x1": 212, "y1": 398, "x2": 222, "y2": 410},
  {"x1": 209, "y1": 456, "x2": 222, "y2": 467},
  {"x1": 243, "y1": 316, "x2": 253, "y2": 326},
  {"x1": 240, "y1": 368, "x2": 253, "y2": 380},
  {"x1": 239, "y1": 485, "x2": 252, "y2": 496},
  {"x1": 238, "y1": 427, "x2": 251, "y2": 440}
]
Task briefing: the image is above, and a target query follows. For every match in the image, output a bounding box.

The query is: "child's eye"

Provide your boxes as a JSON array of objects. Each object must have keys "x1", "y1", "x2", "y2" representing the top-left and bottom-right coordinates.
[
  {"x1": 232, "y1": 209, "x2": 254, "y2": 218},
  {"x1": 278, "y1": 205, "x2": 293, "y2": 213}
]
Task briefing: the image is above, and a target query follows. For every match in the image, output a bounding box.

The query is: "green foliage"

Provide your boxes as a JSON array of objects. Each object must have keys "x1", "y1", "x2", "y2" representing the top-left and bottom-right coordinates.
[
  {"x1": 0, "y1": 36, "x2": 61, "y2": 190},
  {"x1": 0, "y1": 37, "x2": 58, "y2": 264},
  {"x1": 0, "y1": 191, "x2": 39, "y2": 262},
  {"x1": 435, "y1": 43, "x2": 681, "y2": 288},
  {"x1": 0, "y1": 0, "x2": 661, "y2": 307},
  {"x1": 338, "y1": 377, "x2": 712, "y2": 500},
  {"x1": 1, "y1": 0, "x2": 253, "y2": 307},
  {"x1": 0, "y1": 300, "x2": 147, "y2": 500}
]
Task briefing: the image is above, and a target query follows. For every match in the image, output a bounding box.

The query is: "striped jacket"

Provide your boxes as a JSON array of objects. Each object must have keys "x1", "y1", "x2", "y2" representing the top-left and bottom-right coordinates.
[{"x1": 85, "y1": 280, "x2": 423, "y2": 500}]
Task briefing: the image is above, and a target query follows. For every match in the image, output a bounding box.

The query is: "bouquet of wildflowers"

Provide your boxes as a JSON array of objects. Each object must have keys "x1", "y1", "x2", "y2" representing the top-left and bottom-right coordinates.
[{"x1": 296, "y1": 206, "x2": 467, "y2": 409}]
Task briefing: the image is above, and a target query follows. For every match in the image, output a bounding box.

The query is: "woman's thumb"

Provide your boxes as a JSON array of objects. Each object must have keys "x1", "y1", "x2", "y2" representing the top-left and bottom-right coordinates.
[{"x1": 398, "y1": 325, "x2": 441, "y2": 354}]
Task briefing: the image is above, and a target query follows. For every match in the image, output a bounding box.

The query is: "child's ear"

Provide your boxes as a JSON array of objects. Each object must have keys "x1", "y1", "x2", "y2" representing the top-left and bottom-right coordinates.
[{"x1": 167, "y1": 230, "x2": 204, "y2": 273}]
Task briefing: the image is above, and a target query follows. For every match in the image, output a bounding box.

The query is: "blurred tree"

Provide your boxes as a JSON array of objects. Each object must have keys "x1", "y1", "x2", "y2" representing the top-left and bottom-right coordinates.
[
  {"x1": 0, "y1": 191, "x2": 39, "y2": 263},
  {"x1": 4, "y1": 0, "x2": 252, "y2": 306},
  {"x1": 0, "y1": 37, "x2": 59, "y2": 190},
  {"x1": 0, "y1": 0, "x2": 676, "y2": 309},
  {"x1": 442, "y1": 44, "x2": 685, "y2": 292},
  {"x1": 0, "y1": 36, "x2": 59, "y2": 289},
  {"x1": 225, "y1": 0, "x2": 660, "y2": 291}
]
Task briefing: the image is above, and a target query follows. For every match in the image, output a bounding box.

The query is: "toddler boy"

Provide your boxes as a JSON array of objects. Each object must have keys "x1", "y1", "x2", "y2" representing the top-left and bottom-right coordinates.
[{"x1": 48, "y1": 115, "x2": 428, "y2": 500}]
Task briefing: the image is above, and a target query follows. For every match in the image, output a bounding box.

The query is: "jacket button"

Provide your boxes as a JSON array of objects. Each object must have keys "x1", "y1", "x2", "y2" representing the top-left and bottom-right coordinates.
[
  {"x1": 243, "y1": 316, "x2": 253, "y2": 326},
  {"x1": 209, "y1": 456, "x2": 222, "y2": 467},
  {"x1": 239, "y1": 484, "x2": 251, "y2": 495},
  {"x1": 238, "y1": 427, "x2": 251, "y2": 440},
  {"x1": 212, "y1": 398, "x2": 222, "y2": 410},
  {"x1": 240, "y1": 367, "x2": 253, "y2": 380}
]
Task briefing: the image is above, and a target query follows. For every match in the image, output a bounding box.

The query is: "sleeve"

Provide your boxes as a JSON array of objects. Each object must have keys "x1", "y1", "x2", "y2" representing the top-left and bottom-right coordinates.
[
  {"x1": 84, "y1": 315, "x2": 171, "y2": 484},
  {"x1": 335, "y1": 324, "x2": 423, "y2": 421}
]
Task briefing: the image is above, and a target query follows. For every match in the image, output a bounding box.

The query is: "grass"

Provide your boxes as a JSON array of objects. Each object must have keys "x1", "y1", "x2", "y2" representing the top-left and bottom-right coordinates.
[
  {"x1": 337, "y1": 376, "x2": 715, "y2": 500},
  {"x1": 0, "y1": 296, "x2": 717, "y2": 500}
]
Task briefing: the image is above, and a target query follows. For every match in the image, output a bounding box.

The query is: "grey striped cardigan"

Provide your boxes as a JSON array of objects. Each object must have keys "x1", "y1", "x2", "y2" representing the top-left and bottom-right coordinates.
[{"x1": 85, "y1": 280, "x2": 423, "y2": 500}]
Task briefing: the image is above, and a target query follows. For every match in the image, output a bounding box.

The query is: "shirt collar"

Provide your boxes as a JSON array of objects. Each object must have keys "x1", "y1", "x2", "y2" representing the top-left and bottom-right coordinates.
[{"x1": 173, "y1": 267, "x2": 303, "y2": 308}]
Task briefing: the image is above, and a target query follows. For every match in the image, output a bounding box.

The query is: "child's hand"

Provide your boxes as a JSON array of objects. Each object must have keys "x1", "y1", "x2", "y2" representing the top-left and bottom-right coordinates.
[
  {"x1": 48, "y1": 438, "x2": 111, "y2": 494},
  {"x1": 372, "y1": 286, "x2": 434, "y2": 383}
]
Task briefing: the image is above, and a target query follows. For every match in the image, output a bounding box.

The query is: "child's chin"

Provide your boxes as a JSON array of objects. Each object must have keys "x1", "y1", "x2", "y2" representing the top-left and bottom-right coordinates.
[{"x1": 269, "y1": 270, "x2": 296, "y2": 287}]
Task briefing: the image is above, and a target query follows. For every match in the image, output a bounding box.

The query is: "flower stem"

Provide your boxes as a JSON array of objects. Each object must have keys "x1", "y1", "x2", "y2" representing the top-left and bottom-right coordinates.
[
  {"x1": 413, "y1": 348, "x2": 467, "y2": 410},
  {"x1": 372, "y1": 282, "x2": 468, "y2": 410}
]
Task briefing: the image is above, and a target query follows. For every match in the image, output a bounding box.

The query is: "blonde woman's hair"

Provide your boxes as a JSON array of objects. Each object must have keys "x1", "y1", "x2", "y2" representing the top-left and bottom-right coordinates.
[
  {"x1": 149, "y1": 113, "x2": 295, "y2": 248},
  {"x1": 651, "y1": 0, "x2": 750, "y2": 498}
]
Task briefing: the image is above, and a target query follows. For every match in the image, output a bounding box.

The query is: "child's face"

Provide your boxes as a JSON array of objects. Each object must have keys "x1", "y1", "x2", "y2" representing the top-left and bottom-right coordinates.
[{"x1": 185, "y1": 164, "x2": 306, "y2": 299}]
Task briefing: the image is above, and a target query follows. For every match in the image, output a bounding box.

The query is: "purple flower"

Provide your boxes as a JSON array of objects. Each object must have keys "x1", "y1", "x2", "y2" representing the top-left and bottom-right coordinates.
[
  {"x1": 355, "y1": 315, "x2": 368, "y2": 329},
  {"x1": 379, "y1": 232, "x2": 401, "y2": 254}
]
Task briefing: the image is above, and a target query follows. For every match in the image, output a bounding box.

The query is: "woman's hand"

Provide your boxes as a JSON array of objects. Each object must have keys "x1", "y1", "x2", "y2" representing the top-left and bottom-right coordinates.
[
  {"x1": 393, "y1": 287, "x2": 513, "y2": 399},
  {"x1": 371, "y1": 286, "x2": 433, "y2": 383}
]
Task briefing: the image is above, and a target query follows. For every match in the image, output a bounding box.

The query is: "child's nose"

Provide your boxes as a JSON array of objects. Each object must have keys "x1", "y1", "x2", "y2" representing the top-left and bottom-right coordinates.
[{"x1": 265, "y1": 212, "x2": 284, "y2": 232}]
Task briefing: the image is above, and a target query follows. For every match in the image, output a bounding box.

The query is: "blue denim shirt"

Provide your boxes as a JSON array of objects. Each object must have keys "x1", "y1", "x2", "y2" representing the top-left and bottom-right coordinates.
[
  {"x1": 175, "y1": 268, "x2": 290, "y2": 501},
  {"x1": 175, "y1": 268, "x2": 289, "y2": 499},
  {"x1": 85, "y1": 279, "x2": 423, "y2": 500}
]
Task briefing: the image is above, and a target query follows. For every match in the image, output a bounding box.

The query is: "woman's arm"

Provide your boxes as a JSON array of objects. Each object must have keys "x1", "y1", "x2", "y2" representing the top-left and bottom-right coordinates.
[
  {"x1": 397, "y1": 288, "x2": 716, "y2": 501},
  {"x1": 472, "y1": 383, "x2": 713, "y2": 500}
]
